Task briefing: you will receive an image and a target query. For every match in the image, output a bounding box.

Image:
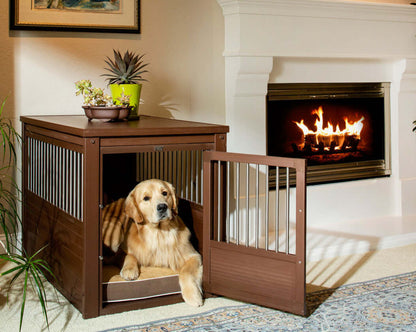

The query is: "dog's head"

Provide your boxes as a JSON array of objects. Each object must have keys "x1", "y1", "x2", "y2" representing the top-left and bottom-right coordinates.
[{"x1": 124, "y1": 179, "x2": 178, "y2": 226}]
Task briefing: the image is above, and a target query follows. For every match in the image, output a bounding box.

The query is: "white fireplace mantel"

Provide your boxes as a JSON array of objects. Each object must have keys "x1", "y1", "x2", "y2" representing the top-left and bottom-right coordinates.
[
  {"x1": 217, "y1": 0, "x2": 416, "y2": 228},
  {"x1": 217, "y1": 0, "x2": 416, "y2": 58}
]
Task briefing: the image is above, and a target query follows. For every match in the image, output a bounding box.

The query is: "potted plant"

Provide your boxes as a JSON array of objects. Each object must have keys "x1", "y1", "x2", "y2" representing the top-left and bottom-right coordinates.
[
  {"x1": 102, "y1": 49, "x2": 149, "y2": 119},
  {"x1": 75, "y1": 79, "x2": 131, "y2": 121},
  {"x1": 0, "y1": 97, "x2": 54, "y2": 331}
]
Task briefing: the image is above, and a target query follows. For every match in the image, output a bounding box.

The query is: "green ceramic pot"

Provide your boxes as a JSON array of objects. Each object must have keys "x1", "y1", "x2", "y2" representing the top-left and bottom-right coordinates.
[{"x1": 110, "y1": 83, "x2": 142, "y2": 119}]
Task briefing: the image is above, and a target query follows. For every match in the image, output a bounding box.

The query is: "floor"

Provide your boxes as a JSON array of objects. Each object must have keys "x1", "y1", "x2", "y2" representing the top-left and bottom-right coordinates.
[{"x1": 307, "y1": 216, "x2": 416, "y2": 262}]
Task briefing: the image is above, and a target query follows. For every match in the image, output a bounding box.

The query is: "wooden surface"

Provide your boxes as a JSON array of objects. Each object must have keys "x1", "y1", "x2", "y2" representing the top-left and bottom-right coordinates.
[{"x1": 20, "y1": 115, "x2": 229, "y2": 138}]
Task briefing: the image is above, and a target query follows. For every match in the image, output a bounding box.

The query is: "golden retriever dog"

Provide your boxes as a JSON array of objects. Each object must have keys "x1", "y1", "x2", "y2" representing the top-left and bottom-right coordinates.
[{"x1": 102, "y1": 179, "x2": 203, "y2": 307}]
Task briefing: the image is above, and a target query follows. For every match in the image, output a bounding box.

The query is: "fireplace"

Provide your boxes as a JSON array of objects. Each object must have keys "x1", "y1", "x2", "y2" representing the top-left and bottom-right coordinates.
[{"x1": 267, "y1": 83, "x2": 391, "y2": 185}]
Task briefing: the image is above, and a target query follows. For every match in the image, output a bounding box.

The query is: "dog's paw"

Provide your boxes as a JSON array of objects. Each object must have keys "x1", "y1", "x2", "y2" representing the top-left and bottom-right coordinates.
[
  {"x1": 120, "y1": 265, "x2": 139, "y2": 280},
  {"x1": 182, "y1": 284, "x2": 203, "y2": 307}
]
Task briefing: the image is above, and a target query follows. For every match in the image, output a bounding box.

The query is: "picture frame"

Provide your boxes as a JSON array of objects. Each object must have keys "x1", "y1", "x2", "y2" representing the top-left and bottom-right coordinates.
[{"x1": 10, "y1": 0, "x2": 140, "y2": 34}]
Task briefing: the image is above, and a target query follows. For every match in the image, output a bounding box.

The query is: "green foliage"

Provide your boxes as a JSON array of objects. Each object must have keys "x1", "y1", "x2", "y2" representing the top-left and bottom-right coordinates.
[
  {"x1": 102, "y1": 49, "x2": 149, "y2": 85},
  {"x1": 413, "y1": 120, "x2": 416, "y2": 132},
  {"x1": 75, "y1": 79, "x2": 131, "y2": 107},
  {"x1": 0, "y1": 96, "x2": 21, "y2": 253},
  {"x1": 1, "y1": 246, "x2": 55, "y2": 332},
  {"x1": 0, "y1": 97, "x2": 55, "y2": 331}
]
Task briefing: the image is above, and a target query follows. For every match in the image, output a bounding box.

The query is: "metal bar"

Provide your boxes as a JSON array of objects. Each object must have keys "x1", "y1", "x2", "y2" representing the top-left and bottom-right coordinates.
[
  {"x1": 275, "y1": 166, "x2": 280, "y2": 253},
  {"x1": 196, "y1": 151, "x2": 200, "y2": 204},
  {"x1": 246, "y1": 163, "x2": 250, "y2": 247},
  {"x1": 191, "y1": 150, "x2": 195, "y2": 201},
  {"x1": 286, "y1": 167, "x2": 290, "y2": 254},
  {"x1": 236, "y1": 162, "x2": 240, "y2": 245},
  {"x1": 255, "y1": 164, "x2": 259, "y2": 249},
  {"x1": 217, "y1": 160, "x2": 221, "y2": 241},
  {"x1": 185, "y1": 151, "x2": 189, "y2": 200},
  {"x1": 226, "y1": 161, "x2": 230, "y2": 244},
  {"x1": 265, "y1": 165, "x2": 269, "y2": 251}
]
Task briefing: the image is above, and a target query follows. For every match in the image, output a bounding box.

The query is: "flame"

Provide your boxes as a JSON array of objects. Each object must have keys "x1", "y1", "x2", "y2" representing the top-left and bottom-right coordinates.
[{"x1": 294, "y1": 106, "x2": 365, "y2": 152}]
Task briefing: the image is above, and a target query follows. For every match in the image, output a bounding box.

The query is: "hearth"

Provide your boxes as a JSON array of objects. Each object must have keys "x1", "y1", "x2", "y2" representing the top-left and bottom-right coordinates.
[{"x1": 267, "y1": 83, "x2": 391, "y2": 185}]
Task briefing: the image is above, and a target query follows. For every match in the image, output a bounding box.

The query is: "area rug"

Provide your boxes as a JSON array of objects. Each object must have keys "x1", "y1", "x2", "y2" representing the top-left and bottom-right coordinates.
[{"x1": 100, "y1": 271, "x2": 416, "y2": 332}]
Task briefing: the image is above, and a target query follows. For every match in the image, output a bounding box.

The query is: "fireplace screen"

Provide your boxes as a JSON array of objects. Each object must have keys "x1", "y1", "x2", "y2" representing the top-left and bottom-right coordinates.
[{"x1": 267, "y1": 83, "x2": 391, "y2": 185}]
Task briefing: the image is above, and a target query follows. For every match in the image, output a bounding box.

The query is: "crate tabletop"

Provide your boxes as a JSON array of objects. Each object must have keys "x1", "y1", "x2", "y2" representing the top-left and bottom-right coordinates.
[{"x1": 20, "y1": 115, "x2": 229, "y2": 138}]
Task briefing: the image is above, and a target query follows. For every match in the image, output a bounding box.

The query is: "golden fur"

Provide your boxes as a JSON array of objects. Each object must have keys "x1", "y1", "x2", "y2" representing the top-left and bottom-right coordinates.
[{"x1": 102, "y1": 179, "x2": 203, "y2": 307}]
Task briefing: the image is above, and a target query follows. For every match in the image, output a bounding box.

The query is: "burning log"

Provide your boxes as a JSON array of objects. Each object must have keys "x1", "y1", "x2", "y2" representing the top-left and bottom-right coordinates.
[{"x1": 293, "y1": 106, "x2": 365, "y2": 155}]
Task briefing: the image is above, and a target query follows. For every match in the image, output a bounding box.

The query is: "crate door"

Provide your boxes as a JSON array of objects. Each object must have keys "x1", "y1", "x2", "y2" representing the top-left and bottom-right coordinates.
[{"x1": 203, "y1": 151, "x2": 307, "y2": 316}]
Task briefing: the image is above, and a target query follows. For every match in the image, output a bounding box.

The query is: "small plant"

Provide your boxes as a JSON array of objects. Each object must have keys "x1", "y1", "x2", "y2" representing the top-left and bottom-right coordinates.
[
  {"x1": 75, "y1": 79, "x2": 130, "y2": 107},
  {"x1": 0, "y1": 96, "x2": 55, "y2": 331},
  {"x1": 102, "y1": 49, "x2": 149, "y2": 85},
  {"x1": 413, "y1": 120, "x2": 416, "y2": 132}
]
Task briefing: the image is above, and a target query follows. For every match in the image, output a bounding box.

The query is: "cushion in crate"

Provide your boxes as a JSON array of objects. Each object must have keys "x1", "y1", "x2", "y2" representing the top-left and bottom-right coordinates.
[{"x1": 102, "y1": 265, "x2": 181, "y2": 303}]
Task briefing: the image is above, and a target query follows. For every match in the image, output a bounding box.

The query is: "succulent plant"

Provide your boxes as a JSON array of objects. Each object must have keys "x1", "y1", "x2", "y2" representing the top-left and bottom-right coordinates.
[
  {"x1": 75, "y1": 79, "x2": 129, "y2": 106},
  {"x1": 102, "y1": 49, "x2": 149, "y2": 85}
]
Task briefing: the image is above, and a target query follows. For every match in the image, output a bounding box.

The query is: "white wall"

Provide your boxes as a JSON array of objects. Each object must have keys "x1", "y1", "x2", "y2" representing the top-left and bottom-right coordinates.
[{"x1": 1, "y1": 0, "x2": 225, "y2": 124}]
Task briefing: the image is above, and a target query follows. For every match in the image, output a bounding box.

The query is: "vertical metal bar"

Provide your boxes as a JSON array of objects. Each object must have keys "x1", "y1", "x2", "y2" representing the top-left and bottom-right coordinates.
[
  {"x1": 185, "y1": 151, "x2": 189, "y2": 200},
  {"x1": 48, "y1": 143, "x2": 52, "y2": 203},
  {"x1": 286, "y1": 167, "x2": 290, "y2": 254},
  {"x1": 275, "y1": 166, "x2": 280, "y2": 253},
  {"x1": 27, "y1": 138, "x2": 30, "y2": 191},
  {"x1": 245, "y1": 163, "x2": 250, "y2": 247},
  {"x1": 191, "y1": 151, "x2": 195, "y2": 201},
  {"x1": 200, "y1": 151, "x2": 204, "y2": 203},
  {"x1": 178, "y1": 151, "x2": 183, "y2": 197},
  {"x1": 226, "y1": 161, "x2": 230, "y2": 244},
  {"x1": 75, "y1": 152, "x2": 79, "y2": 218},
  {"x1": 195, "y1": 151, "x2": 200, "y2": 204},
  {"x1": 80, "y1": 153, "x2": 84, "y2": 221},
  {"x1": 236, "y1": 162, "x2": 240, "y2": 245},
  {"x1": 217, "y1": 160, "x2": 221, "y2": 241},
  {"x1": 255, "y1": 164, "x2": 259, "y2": 249},
  {"x1": 265, "y1": 165, "x2": 269, "y2": 251},
  {"x1": 156, "y1": 151, "x2": 160, "y2": 179},
  {"x1": 173, "y1": 151, "x2": 177, "y2": 193},
  {"x1": 164, "y1": 151, "x2": 168, "y2": 182}
]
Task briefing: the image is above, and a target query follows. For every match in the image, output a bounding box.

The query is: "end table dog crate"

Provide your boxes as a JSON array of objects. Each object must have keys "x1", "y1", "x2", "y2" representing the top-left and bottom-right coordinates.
[{"x1": 21, "y1": 114, "x2": 307, "y2": 318}]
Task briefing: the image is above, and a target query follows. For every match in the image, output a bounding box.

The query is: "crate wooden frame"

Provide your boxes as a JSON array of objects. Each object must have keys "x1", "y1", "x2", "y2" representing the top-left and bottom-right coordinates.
[{"x1": 21, "y1": 115, "x2": 228, "y2": 318}]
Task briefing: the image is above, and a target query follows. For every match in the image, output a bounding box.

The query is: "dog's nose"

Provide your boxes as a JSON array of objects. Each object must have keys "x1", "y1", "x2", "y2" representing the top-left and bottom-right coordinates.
[{"x1": 157, "y1": 203, "x2": 168, "y2": 213}]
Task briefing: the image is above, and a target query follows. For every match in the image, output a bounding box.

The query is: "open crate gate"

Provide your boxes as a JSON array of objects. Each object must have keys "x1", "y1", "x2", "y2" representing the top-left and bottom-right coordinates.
[{"x1": 203, "y1": 151, "x2": 307, "y2": 316}]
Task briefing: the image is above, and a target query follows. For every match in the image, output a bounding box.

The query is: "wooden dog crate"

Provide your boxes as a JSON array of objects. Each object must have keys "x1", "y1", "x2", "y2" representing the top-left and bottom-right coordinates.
[{"x1": 21, "y1": 114, "x2": 307, "y2": 318}]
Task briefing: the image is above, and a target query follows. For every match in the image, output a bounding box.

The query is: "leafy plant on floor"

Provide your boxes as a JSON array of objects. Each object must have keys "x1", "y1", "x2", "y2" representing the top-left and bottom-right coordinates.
[
  {"x1": 0, "y1": 97, "x2": 55, "y2": 332},
  {"x1": 413, "y1": 120, "x2": 416, "y2": 132}
]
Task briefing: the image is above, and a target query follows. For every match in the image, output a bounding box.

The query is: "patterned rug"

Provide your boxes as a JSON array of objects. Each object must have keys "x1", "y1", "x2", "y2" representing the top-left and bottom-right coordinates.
[{"x1": 100, "y1": 271, "x2": 416, "y2": 332}]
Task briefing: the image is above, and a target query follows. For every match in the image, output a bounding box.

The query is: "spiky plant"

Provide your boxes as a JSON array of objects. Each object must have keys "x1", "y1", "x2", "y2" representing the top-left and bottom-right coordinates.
[
  {"x1": 413, "y1": 120, "x2": 416, "y2": 132},
  {"x1": 102, "y1": 49, "x2": 149, "y2": 85},
  {"x1": 0, "y1": 97, "x2": 55, "y2": 331}
]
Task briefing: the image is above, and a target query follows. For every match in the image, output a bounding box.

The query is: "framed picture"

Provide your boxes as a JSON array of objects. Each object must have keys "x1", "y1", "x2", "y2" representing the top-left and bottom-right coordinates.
[{"x1": 10, "y1": 0, "x2": 140, "y2": 34}]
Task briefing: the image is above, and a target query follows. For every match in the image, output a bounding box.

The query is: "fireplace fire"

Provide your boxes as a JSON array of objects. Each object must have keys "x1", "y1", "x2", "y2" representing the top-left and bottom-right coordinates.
[
  {"x1": 267, "y1": 83, "x2": 391, "y2": 185},
  {"x1": 293, "y1": 106, "x2": 365, "y2": 155}
]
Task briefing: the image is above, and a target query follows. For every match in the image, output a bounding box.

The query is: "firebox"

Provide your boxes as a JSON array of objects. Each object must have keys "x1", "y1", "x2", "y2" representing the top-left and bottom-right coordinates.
[{"x1": 267, "y1": 83, "x2": 391, "y2": 185}]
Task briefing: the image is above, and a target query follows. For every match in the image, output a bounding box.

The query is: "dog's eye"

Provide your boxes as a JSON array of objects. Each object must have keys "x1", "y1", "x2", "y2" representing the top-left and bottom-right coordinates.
[
  {"x1": 162, "y1": 191, "x2": 168, "y2": 196},
  {"x1": 143, "y1": 196, "x2": 150, "y2": 201}
]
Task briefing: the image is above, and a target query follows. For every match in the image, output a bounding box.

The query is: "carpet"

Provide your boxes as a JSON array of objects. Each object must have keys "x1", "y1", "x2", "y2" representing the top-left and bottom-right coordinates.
[{"x1": 99, "y1": 271, "x2": 416, "y2": 332}]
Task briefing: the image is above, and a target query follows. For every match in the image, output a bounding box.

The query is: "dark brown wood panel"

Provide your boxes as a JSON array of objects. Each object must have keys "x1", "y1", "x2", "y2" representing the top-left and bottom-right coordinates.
[
  {"x1": 207, "y1": 245, "x2": 302, "y2": 313},
  {"x1": 24, "y1": 191, "x2": 84, "y2": 310}
]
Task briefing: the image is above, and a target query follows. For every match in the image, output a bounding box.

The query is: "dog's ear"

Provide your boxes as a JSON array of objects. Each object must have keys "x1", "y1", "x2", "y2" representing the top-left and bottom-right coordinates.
[
  {"x1": 124, "y1": 190, "x2": 144, "y2": 224},
  {"x1": 166, "y1": 182, "x2": 178, "y2": 215}
]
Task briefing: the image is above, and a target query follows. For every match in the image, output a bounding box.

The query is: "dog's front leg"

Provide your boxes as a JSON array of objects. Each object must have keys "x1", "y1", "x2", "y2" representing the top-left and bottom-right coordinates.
[
  {"x1": 120, "y1": 253, "x2": 140, "y2": 280},
  {"x1": 179, "y1": 255, "x2": 203, "y2": 307}
]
